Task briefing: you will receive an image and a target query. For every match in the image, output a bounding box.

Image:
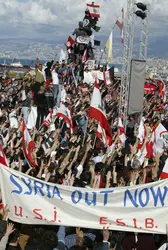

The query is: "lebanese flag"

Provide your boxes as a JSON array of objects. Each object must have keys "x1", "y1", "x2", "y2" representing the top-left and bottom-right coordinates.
[
  {"x1": 137, "y1": 118, "x2": 147, "y2": 150},
  {"x1": 44, "y1": 109, "x2": 52, "y2": 127},
  {"x1": 82, "y1": 48, "x2": 87, "y2": 63},
  {"x1": 160, "y1": 158, "x2": 168, "y2": 179},
  {"x1": 118, "y1": 117, "x2": 126, "y2": 144},
  {"x1": 116, "y1": 8, "x2": 124, "y2": 44},
  {"x1": 152, "y1": 122, "x2": 167, "y2": 144},
  {"x1": 96, "y1": 123, "x2": 112, "y2": 146},
  {"x1": 144, "y1": 83, "x2": 156, "y2": 95},
  {"x1": 103, "y1": 71, "x2": 112, "y2": 86},
  {"x1": 89, "y1": 80, "x2": 112, "y2": 146},
  {"x1": 158, "y1": 76, "x2": 166, "y2": 102},
  {"x1": 0, "y1": 146, "x2": 8, "y2": 167},
  {"x1": 66, "y1": 36, "x2": 75, "y2": 49},
  {"x1": 22, "y1": 120, "x2": 37, "y2": 168},
  {"x1": 56, "y1": 104, "x2": 73, "y2": 133},
  {"x1": 87, "y1": 3, "x2": 100, "y2": 18}
]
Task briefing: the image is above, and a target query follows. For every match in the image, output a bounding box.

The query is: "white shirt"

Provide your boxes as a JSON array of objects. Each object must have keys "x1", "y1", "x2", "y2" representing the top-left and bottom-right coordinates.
[
  {"x1": 92, "y1": 155, "x2": 104, "y2": 163},
  {"x1": 61, "y1": 88, "x2": 67, "y2": 103},
  {"x1": 52, "y1": 70, "x2": 59, "y2": 85}
]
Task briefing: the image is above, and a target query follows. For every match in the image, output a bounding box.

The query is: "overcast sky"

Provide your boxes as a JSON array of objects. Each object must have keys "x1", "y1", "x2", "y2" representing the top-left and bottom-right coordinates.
[{"x1": 0, "y1": 0, "x2": 167, "y2": 44}]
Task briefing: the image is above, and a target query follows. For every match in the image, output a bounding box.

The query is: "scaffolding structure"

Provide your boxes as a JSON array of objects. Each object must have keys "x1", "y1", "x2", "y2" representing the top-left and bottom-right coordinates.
[
  {"x1": 139, "y1": 4, "x2": 149, "y2": 60},
  {"x1": 119, "y1": 0, "x2": 136, "y2": 129}
]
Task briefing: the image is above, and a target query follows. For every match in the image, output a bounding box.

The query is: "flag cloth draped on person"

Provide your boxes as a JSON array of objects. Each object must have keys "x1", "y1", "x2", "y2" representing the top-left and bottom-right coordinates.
[
  {"x1": 103, "y1": 70, "x2": 112, "y2": 86},
  {"x1": 44, "y1": 109, "x2": 53, "y2": 127},
  {"x1": 118, "y1": 117, "x2": 126, "y2": 144},
  {"x1": 158, "y1": 76, "x2": 166, "y2": 102},
  {"x1": 89, "y1": 80, "x2": 112, "y2": 146},
  {"x1": 160, "y1": 158, "x2": 168, "y2": 179},
  {"x1": 0, "y1": 146, "x2": 8, "y2": 167},
  {"x1": 82, "y1": 48, "x2": 88, "y2": 63},
  {"x1": 152, "y1": 122, "x2": 168, "y2": 148},
  {"x1": 96, "y1": 123, "x2": 112, "y2": 146},
  {"x1": 137, "y1": 118, "x2": 147, "y2": 150},
  {"x1": 56, "y1": 104, "x2": 73, "y2": 133},
  {"x1": 105, "y1": 32, "x2": 113, "y2": 64},
  {"x1": 86, "y1": 3, "x2": 100, "y2": 18},
  {"x1": 116, "y1": 8, "x2": 124, "y2": 44},
  {"x1": 22, "y1": 120, "x2": 37, "y2": 168}
]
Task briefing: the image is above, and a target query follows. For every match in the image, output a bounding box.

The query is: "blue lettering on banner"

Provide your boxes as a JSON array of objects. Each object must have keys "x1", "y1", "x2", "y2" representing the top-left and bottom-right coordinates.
[
  {"x1": 150, "y1": 186, "x2": 168, "y2": 207},
  {"x1": 46, "y1": 184, "x2": 52, "y2": 198},
  {"x1": 34, "y1": 181, "x2": 45, "y2": 196},
  {"x1": 51, "y1": 186, "x2": 63, "y2": 200},
  {"x1": 71, "y1": 190, "x2": 82, "y2": 204},
  {"x1": 124, "y1": 186, "x2": 168, "y2": 208},
  {"x1": 9, "y1": 174, "x2": 63, "y2": 201},
  {"x1": 139, "y1": 188, "x2": 149, "y2": 207},
  {"x1": 10, "y1": 175, "x2": 22, "y2": 194},
  {"x1": 124, "y1": 189, "x2": 138, "y2": 208},
  {"x1": 21, "y1": 177, "x2": 32, "y2": 195},
  {"x1": 85, "y1": 192, "x2": 96, "y2": 206},
  {"x1": 9, "y1": 173, "x2": 168, "y2": 209},
  {"x1": 100, "y1": 190, "x2": 114, "y2": 206}
]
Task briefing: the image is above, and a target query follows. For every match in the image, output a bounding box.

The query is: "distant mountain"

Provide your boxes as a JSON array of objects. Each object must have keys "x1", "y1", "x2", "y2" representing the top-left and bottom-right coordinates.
[{"x1": 0, "y1": 35, "x2": 167, "y2": 60}]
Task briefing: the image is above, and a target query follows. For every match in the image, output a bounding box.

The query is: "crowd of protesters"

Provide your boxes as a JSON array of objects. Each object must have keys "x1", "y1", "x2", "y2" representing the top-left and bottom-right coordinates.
[{"x1": 0, "y1": 57, "x2": 168, "y2": 250}]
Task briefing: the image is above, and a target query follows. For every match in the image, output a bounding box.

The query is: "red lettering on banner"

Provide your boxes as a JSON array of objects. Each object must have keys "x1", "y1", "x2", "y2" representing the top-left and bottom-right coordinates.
[
  {"x1": 14, "y1": 206, "x2": 23, "y2": 217},
  {"x1": 50, "y1": 207, "x2": 57, "y2": 222},
  {"x1": 145, "y1": 218, "x2": 154, "y2": 228},
  {"x1": 33, "y1": 208, "x2": 43, "y2": 220},
  {"x1": 133, "y1": 218, "x2": 138, "y2": 228},
  {"x1": 116, "y1": 218, "x2": 126, "y2": 226},
  {"x1": 100, "y1": 217, "x2": 107, "y2": 225}
]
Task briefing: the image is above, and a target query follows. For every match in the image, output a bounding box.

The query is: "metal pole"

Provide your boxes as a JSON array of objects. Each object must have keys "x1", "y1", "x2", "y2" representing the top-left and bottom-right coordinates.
[{"x1": 119, "y1": 0, "x2": 136, "y2": 130}]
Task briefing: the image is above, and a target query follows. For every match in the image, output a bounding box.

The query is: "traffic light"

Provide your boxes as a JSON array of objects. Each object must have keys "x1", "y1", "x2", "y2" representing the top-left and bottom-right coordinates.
[
  {"x1": 135, "y1": 2, "x2": 147, "y2": 20},
  {"x1": 136, "y1": 3, "x2": 147, "y2": 11},
  {"x1": 135, "y1": 10, "x2": 147, "y2": 19}
]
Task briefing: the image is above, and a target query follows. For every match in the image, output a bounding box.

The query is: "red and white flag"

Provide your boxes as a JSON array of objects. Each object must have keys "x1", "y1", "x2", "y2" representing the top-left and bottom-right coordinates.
[
  {"x1": 89, "y1": 80, "x2": 112, "y2": 146},
  {"x1": 44, "y1": 109, "x2": 52, "y2": 127},
  {"x1": 66, "y1": 36, "x2": 75, "y2": 49},
  {"x1": 116, "y1": 8, "x2": 124, "y2": 44},
  {"x1": 56, "y1": 104, "x2": 73, "y2": 133},
  {"x1": 87, "y1": 3, "x2": 100, "y2": 18},
  {"x1": 96, "y1": 122, "x2": 112, "y2": 146},
  {"x1": 22, "y1": 120, "x2": 37, "y2": 168},
  {"x1": 66, "y1": 36, "x2": 75, "y2": 55},
  {"x1": 82, "y1": 48, "x2": 87, "y2": 63},
  {"x1": 152, "y1": 122, "x2": 168, "y2": 145},
  {"x1": 137, "y1": 118, "x2": 147, "y2": 149},
  {"x1": 160, "y1": 158, "x2": 168, "y2": 179},
  {"x1": 118, "y1": 117, "x2": 126, "y2": 144},
  {"x1": 158, "y1": 76, "x2": 166, "y2": 103},
  {"x1": 0, "y1": 146, "x2": 8, "y2": 167},
  {"x1": 103, "y1": 71, "x2": 112, "y2": 86}
]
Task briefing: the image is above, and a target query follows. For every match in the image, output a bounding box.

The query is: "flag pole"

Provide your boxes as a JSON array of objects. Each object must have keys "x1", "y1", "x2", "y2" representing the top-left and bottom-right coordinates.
[
  {"x1": 98, "y1": 17, "x2": 119, "y2": 65},
  {"x1": 82, "y1": 118, "x2": 88, "y2": 146},
  {"x1": 93, "y1": 134, "x2": 97, "y2": 149}
]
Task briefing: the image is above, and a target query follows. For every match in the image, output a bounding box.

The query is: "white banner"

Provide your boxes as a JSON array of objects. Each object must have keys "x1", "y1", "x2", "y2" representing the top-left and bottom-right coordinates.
[
  {"x1": 0, "y1": 167, "x2": 168, "y2": 234},
  {"x1": 77, "y1": 36, "x2": 90, "y2": 45}
]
